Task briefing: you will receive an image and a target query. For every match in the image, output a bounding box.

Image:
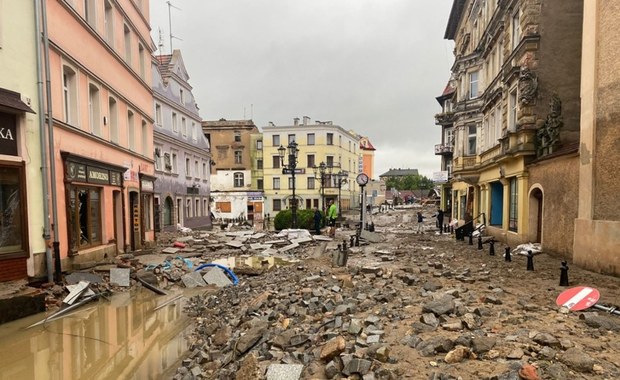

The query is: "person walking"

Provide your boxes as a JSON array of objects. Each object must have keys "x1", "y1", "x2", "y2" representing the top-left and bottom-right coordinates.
[
  {"x1": 313, "y1": 208, "x2": 322, "y2": 235},
  {"x1": 416, "y1": 211, "x2": 425, "y2": 234},
  {"x1": 436, "y1": 208, "x2": 444, "y2": 234},
  {"x1": 327, "y1": 200, "x2": 338, "y2": 237}
]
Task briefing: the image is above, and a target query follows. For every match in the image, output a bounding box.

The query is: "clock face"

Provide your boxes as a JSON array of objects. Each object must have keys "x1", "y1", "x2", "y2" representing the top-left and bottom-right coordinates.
[{"x1": 356, "y1": 173, "x2": 369, "y2": 186}]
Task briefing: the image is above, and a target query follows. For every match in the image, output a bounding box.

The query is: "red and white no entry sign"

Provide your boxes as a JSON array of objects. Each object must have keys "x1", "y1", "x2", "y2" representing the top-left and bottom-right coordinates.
[{"x1": 556, "y1": 286, "x2": 600, "y2": 311}]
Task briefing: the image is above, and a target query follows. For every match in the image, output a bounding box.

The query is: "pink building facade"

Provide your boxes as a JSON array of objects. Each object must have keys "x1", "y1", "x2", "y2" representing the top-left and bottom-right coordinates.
[{"x1": 45, "y1": 0, "x2": 155, "y2": 269}]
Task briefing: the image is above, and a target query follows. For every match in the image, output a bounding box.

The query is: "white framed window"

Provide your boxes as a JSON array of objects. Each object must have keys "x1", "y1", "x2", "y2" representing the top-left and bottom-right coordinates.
[
  {"x1": 109, "y1": 97, "x2": 118, "y2": 143},
  {"x1": 62, "y1": 65, "x2": 78, "y2": 124},
  {"x1": 88, "y1": 83, "x2": 101, "y2": 136},
  {"x1": 181, "y1": 117, "x2": 187, "y2": 136},
  {"x1": 467, "y1": 125, "x2": 477, "y2": 155},
  {"x1": 288, "y1": 134, "x2": 295, "y2": 144},
  {"x1": 141, "y1": 120, "x2": 147, "y2": 155},
  {"x1": 171, "y1": 152, "x2": 178, "y2": 173},
  {"x1": 512, "y1": 9, "x2": 521, "y2": 51},
  {"x1": 180, "y1": 88, "x2": 184, "y2": 104},
  {"x1": 104, "y1": 1, "x2": 114, "y2": 45},
  {"x1": 155, "y1": 103, "x2": 162, "y2": 126},
  {"x1": 172, "y1": 112, "x2": 178, "y2": 132},
  {"x1": 234, "y1": 172, "x2": 244, "y2": 187},
  {"x1": 192, "y1": 122, "x2": 197, "y2": 141},
  {"x1": 509, "y1": 88, "x2": 518, "y2": 132},
  {"x1": 234, "y1": 131, "x2": 241, "y2": 142},
  {"x1": 138, "y1": 43, "x2": 145, "y2": 78},
  {"x1": 234, "y1": 150, "x2": 242, "y2": 164},
  {"x1": 84, "y1": 0, "x2": 96, "y2": 28},
  {"x1": 273, "y1": 177, "x2": 280, "y2": 190},
  {"x1": 272, "y1": 135, "x2": 280, "y2": 146},
  {"x1": 194, "y1": 160, "x2": 199, "y2": 178},
  {"x1": 327, "y1": 133, "x2": 333, "y2": 145},
  {"x1": 154, "y1": 146, "x2": 163, "y2": 171},
  {"x1": 123, "y1": 24, "x2": 131, "y2": 64},
  {"x1": 469, "y1": 71, "x2": 479, "y2": 99},
  {"x1": 185, "y1": 157, "x2": 191, "y2": 176},
  {"x1": 202, "y1": 163, "x2": 207, "y2": 179},
  {"x1": 127, "y1": 110, "x2": 135, "y2": 150},
  {"x1": 307, "y1": 133, "x2": 315, "y2": 145},
  {"x1": 257, "y1": 140, "x2": 263, "y2": 150}
]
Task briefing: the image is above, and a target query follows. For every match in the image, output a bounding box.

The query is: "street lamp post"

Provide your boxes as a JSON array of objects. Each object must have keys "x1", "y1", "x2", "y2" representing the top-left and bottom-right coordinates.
[
  {"x1": 278, "y1": 141, "x2": 299, "y2": 228},
  {"x1": 312, "y1": 161, "x2": 333, "y2": 212},
  {"x1": 335, "y1": 171, "x2": 348, "y2": 220}
]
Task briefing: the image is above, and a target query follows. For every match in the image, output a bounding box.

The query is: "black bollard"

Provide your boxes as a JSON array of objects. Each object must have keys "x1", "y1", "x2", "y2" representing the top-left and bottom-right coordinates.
[
  {"x1": 369, "y1": 222, "x2": 375, "y2": 232},
  {"x1": 342, "y1": 240, "x2": 348, "y2": 252},
  {"x1": 477, "y1": 235, "x2": 483, "y2": 250},
  {"x1": 489, "y1": 239, "x2": 495, "y2": 256},
  {"x1": 526, "y1": 250, "x2": 534, "y2": 271},
  {"x1": 560, "y1": 261, "x2": 569, "y2": 286},
  {"x1": 350, "y1": 235, "x2": 355, "y2": 247},
  {"x1": 505, "y1": 247, "x2": 512, "y2": 262},
  {"x1": 444, "y1": 224, "x2": 448, "y2": 233},
  {"x1": 469, "y1": 233, "x2": 473, "y2": 245},
  {"x1": 355, "y1": 234, "x2": 360, "y2": 247},
  {"x1": 337, "y1": 243, "x2": 342, "y2": 252}
]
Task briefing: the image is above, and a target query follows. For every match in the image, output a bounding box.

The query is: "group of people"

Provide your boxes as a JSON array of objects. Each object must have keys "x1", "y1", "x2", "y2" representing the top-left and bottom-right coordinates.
[{"x1": 314, "y1": 200, "x2": 338, "y2": 237}]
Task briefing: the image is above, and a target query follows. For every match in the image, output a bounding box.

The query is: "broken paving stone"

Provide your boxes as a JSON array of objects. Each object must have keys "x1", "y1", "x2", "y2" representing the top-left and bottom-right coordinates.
[
  {"x1": 471, "y1": 336, "x2": 496, "y2": 354},
  {"x1": 421, "y1": 313, "x2": 440, "y2": 328},
  {"x1": 422, "y1": 295, "x2": 455, "y2": 316},
  {"x1": 444, "y1": 346, "x2": 473, "y2": 364},
  {"x1": 342, "y1": 358, "x2": 372, "y2": 376},
  {"x1": 181, "y1": 272, "x2": 206, "y2": 288},
  {"x1": 320, "y1": 336, "x2": 346, "y2": 361},
  {"x1": 110, "y1": 268, "x2": 131, "y2": 287},
  {"x1": 360, "y1": 230, "x2": 382, "y2": 243},
  {"x1": 559, "y1": 347, "x2": 595, "y2": 373},
  {"x1": 325, "y1": 360, "x2": 340, "y2": 378},
  {"x1": 225, "y1": 240, "x2": 244, "y2": 248},
  {"x1": 202, "y1": 267, "x2": 233, "y2": 287},
  {"x1": 532, "y1": 332, "x2": 561, "y2": 348},
  {"x1": 161, "y1": 247, "x2": 181, "y2": 254},
  {"x1": 266, "y1": 364, "x2": 304, "y2": 380},
  {"x1": 236, "y1": 326, "x2": 266, "y2": 354}
]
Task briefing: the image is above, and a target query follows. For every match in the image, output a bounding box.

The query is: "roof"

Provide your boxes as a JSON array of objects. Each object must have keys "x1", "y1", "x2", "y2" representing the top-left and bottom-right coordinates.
[
  {"x1": 444, "y1": 0, "x2": 466, "y2": 40},
  {"x1": 379, "y1": 168, "x2": 419, "y2": 178},
  {"x1": 436, "y1": 81, "x2": 456, "y2": 104},
  {"x1": 0, "y1": 87, "x2": 35, "y2": 114},
  {"x1": 202, "y1": 119, "x2": 258, "y2": 129},
  {"x1": 359, "y1": 136, "x2": 376, "y2": 151}
]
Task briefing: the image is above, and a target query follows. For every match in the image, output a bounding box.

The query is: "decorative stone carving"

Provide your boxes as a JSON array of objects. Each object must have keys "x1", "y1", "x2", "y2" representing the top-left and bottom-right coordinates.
[
  {"x1": 536, "y1": 94, "x2": 563, "y2": 157},
  {"x1": 519, "y1": 66, "x2": 538, "y2": 106}
]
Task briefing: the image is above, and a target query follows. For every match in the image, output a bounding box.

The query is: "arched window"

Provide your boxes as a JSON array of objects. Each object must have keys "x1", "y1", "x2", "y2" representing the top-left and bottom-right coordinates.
[{"x1": 163, "y1": 197, "x2": 173, "y2": 226}]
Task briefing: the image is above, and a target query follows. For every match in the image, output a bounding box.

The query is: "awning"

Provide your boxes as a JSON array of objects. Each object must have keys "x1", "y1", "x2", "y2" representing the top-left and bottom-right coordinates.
[{"x1": 0, "y1": 88, "x2": 35, "y2": 114}]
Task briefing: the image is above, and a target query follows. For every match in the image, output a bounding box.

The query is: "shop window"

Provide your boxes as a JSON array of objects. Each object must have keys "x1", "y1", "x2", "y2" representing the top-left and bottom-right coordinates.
[
  {"x1": 0, "y1": 166, "x2": 26, "y2": 255},
  {"x1": 68, "y1": 186, "x2": 102, "y2": 250}
]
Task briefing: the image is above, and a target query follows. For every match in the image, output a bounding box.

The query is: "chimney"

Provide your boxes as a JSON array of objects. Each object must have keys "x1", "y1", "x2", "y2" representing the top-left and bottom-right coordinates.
[
  {"x1": 293, "y1": 117, "x2": 299, "y2": 126},
  {"x1": 303, "y1": 116, "x2": 310, "y2": 125}
]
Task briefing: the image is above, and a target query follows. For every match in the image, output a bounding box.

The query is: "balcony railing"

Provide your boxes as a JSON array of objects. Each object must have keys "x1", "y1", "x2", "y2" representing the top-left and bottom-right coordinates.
[
  {"x1": 434, "y1": 144, "x2": 454, "y2": 155},
  {"x1": 434, "y1": 111, "x2": 456, "y2": 125}
]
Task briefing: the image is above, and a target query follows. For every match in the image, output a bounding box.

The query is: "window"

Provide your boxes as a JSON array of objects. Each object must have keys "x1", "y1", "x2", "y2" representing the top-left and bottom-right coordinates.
[
  {"x1": 195, "y1": 199, "x2": 200, "y2": 217},
  {"x1": 327, "y1": 133, "x2": 333, "y2": 145},
  {"x1": 109, "y1": 97, "x2": 118, "y2": 143},
  {"x1": 202, "y1": 163, "x2": 207, "y2": 179},
  {"x1": 326, "y1": 156, "x2": 334, "y2": 167},
  {"x1": 257, "y1": 179, "x2": 264, "y2": 190},
  {"x1": 194, "y1": 160, "x2": 199, "y2": 178},
  {"x1": 127, "y1": 111, "x2": 135, "y2": 150},
  {"x1": 469, "y1": 71, "x2": 479, "y2": 99},
  {"x1": 155, "y1": 103, "x2": 162, "y2": 126},
  {"x1": 143, "y1": 194, "x2": 152, "y2": 231},
  {"x1": 467, "y1": 125, "x2": 477, "y2": 155},
  {"x1": 272, "y1": 135, "x2": 280, "y2": 146},
  {"x1": 273, "y1": 199, "x2": 282, "y2": 211},
  {"x1": 234, "y1": 131, "x2": 241, "y2": 142},
  {"x1": 123, "y1": 24, "x2": 131, "y2": 64},
  {"x1": 185, "y1": 157, "x2": 191, "y2": 176},
  {"x1": 234, "y1": 172, "x2": 244, "y2": 187},
  {"x1": 181, "y1": 117, "x2": 187, "y2": 136},
  {"x1": 339, "y1": 135, "x2": 342, "y2": 147},
  {"x1": 179, "y1": 89, "x2": 184, "y2": 104},
  {"x1": 272, "y1": 156, "x2": 281, "y2": 169},
  {"x1": 88, "y1": 84, "x2": 101, "y2": 136},
  {"x1": 172, "y1": 112, "x2": 178, "y2": 132},
  {"x1": 171, "y1": 152, "x2": 178, "y2": 173},
  {"x1": 234, "y1": 150, "x2": 242, "y2": 164},
  {"x1": 273, "y1": 177, "x2": 280, "y2": 190},
  {"x1": 138, "y1": 44, "x2": 145, "y2": 78},
  {"x1": 0, "y1": 166, "x2": 27, "y2": 255},
  {"x1": 68, "y1": 187, "x2": 101, "y2": 249},
  {"x1": 288, "y1": 177, "x2": 295, "y2": 190},
  {"x1": 192, "y1": 122, "x2": 197, "y2": 141},
  {"x1": 445, "y1": 128, "x2": 454, "y2": 147},
  {"x1": 216, "y1": 201, "x2": 231, "y2": 213},
  {"x1": 84, "y1": 0, "x2": 96, "y2": 28},
  {"x1": 62, "y1": 65, "x2": 78, "y2": 124},
  {"x1": 307, "y1": 154, "x2": 315, "y2": 168},
  {"x1": 186, "y1": 199, "x2": 191, "y2": 218},
  {"x1": 141, "y1": 120, "x2": 147, "y2": 155},
  {"x1": 288, "y1": 134, "x2": 295, "y2": 144},
  {"x1": 257, "y1": 159, "x2": 263, "y2": 169},
  {"x1": 512, "y1": 10, "x2": 521, "y2": 51},
  {"x1": 509, "y1": 177, "x2": 518, "y2": 231},
  {"x1": 307, "y1": 177, "x2": 315, "y2": 190},
  {"x1": 256, "y1": 140, "x2": 263, "y2": 150},
  {"x1": 307, "y1": 133, "x2": 315, "y2": 145},
  {"x1": 104, "y1": 1, "x2": 114, "y2": 45},
  {"x1": 509, "y1": 88, "x2": 518, "y2": 132}
]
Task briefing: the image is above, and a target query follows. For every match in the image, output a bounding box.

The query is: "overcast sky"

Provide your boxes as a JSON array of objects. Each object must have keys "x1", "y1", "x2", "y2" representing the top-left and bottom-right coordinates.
[{"x1": 149, "y1": 0, "x2": 455, "y2": 179}]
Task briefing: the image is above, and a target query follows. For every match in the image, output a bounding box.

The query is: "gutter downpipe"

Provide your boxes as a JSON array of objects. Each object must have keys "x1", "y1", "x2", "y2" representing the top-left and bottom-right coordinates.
[
  {"x1": 40, "y1": 0, "x2": 62, "y2": 282},
  {"x1": 34, "y1": 0, "x2": 53, "y2": 283}
]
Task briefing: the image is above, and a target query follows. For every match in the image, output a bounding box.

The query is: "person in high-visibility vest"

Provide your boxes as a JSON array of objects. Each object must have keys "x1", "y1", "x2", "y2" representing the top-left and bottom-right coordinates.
[{"x1": 327, "y1": 200, "x2": 338, "y2": 237}]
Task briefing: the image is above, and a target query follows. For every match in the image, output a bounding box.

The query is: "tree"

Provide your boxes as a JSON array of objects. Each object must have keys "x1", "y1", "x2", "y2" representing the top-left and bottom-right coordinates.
[{"x1": 385, "y1": 175, "x2": 434, "y2": 190}]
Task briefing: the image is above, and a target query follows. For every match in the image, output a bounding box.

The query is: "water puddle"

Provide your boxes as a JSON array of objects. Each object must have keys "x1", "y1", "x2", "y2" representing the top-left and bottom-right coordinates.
[
  {"x1": 211, "y1": 255, "x2": 298, "y2": 270},
  {"x1": 0, "y1": 289, "x2": 197, "y2": 380}
]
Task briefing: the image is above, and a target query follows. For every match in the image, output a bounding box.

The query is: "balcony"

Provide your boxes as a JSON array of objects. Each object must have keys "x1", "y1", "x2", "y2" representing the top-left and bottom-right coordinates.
[
  {"x1": 434, "y1": 144, "x2": 454, "y2": 155},
  {"x1": 434, "y1": 111, "x2": 455, "y2": 125}
]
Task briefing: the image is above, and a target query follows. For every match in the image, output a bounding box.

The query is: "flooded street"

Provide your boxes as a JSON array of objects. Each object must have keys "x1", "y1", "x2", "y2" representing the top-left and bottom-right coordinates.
[{"x1": 0, "y1": 289, "x2": 195, "y2": 380}]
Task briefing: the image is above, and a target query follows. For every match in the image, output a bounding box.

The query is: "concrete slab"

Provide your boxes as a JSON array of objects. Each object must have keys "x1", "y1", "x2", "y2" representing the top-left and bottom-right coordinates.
[
  {"x1": 360, "y1": 230, "x2": 383, "y2": 243},
  {"x1": 264, "y1": 240, "x2": 288, "y2": 245},
  {"x1": 250, "y1": 243, "x2": 273, "y2": 250},
  {"x1": 313, "y1": 235, "x2": 333, "y2": 241},
  {"x1": 291, "y1": 236, "x2": 313, "y2": 244},
  {"x1": 65, "y1": 272, "x2": 103, "y2": 285},
  {"x1": 161, "y1": 247, "x2": 180, "y2": 254},
  {"x1": 261, "y1": 248, "x2": 280, "y2": 255},
  {"x1": 250, "y1": 233, "x2": 266, "y2": 240},
  {"x1": 226, "y1": 240, "x2": 244, "y2": 248},
  {"x1": 266, "y1": 364, "x2": 304, "y2": 380},
  {"x1": 182, "y1": 271, "x2": 207, "y2": 288},
  {"x1": 63, "y1": 281, "x2": 92, "y2": 304},
  {"x1": 279, "y1": 243, "x2": 300, "y2": 253},
  {"x1": 203, "y1": 267, "x2": 233, "y2": 287},
  {"x1": 110, "y1": 268, "x2": 131, "y2": 287}
]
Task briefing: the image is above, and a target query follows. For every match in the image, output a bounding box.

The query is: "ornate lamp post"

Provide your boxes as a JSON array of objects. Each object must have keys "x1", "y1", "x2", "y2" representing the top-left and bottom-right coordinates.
[
  {"x1": 312, "y1": 161, "x2": 333, "y2": 212},
  {"x1": 334, "y1": 171, "x2": 348, "y2": 220},
  {"x1": 278, "y1": 141, "x2": 299, "y2": 228}
]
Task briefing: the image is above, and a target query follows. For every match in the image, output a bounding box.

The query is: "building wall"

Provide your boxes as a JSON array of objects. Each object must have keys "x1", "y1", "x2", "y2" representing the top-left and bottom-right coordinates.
[
  {"x1": 0, "y1": 0, "x2": 45, "y2": 280},
  {"x1": 574, "y1": 0, "x2": 620, "y2": 276},
  {"x1": 528, "y1": 154, "x2": 579, "y2": 259}
]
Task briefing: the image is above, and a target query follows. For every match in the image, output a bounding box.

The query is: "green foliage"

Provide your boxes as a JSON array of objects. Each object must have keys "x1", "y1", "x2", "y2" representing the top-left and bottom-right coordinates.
[
  {"x1": 385, "y1": 175, "x2": 434, "y2": 190},
  {"x1": 274, "y1": 209, "x2": 322, "y2": 230}
]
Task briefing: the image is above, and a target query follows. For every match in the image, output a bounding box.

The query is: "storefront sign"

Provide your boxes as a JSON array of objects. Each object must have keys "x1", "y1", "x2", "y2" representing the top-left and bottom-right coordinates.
[
  {"x1": 141, "y1": 179, "x2": 154, "y2": 192},
  {"x1": 88, "y1": 168, "x2": 110, "y2": 184},
  {"x1": 66, "y1": 161, "x2": 123, "y2": 187},
  {"x1": 0, "y1": 114, "x2": 17, "y2": 156},
  {"x1": 66, "y1": 162, "x2": 87, "y2": 182},
  {"x1": 110, "y1": 172, "x2": 122, "y2": 186}
]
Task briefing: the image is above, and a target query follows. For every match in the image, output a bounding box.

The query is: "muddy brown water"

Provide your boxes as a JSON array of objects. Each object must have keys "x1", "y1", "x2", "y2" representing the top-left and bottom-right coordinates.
[{"x1": 0, "y1": 289, "x2": 198, "y2": 380}]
